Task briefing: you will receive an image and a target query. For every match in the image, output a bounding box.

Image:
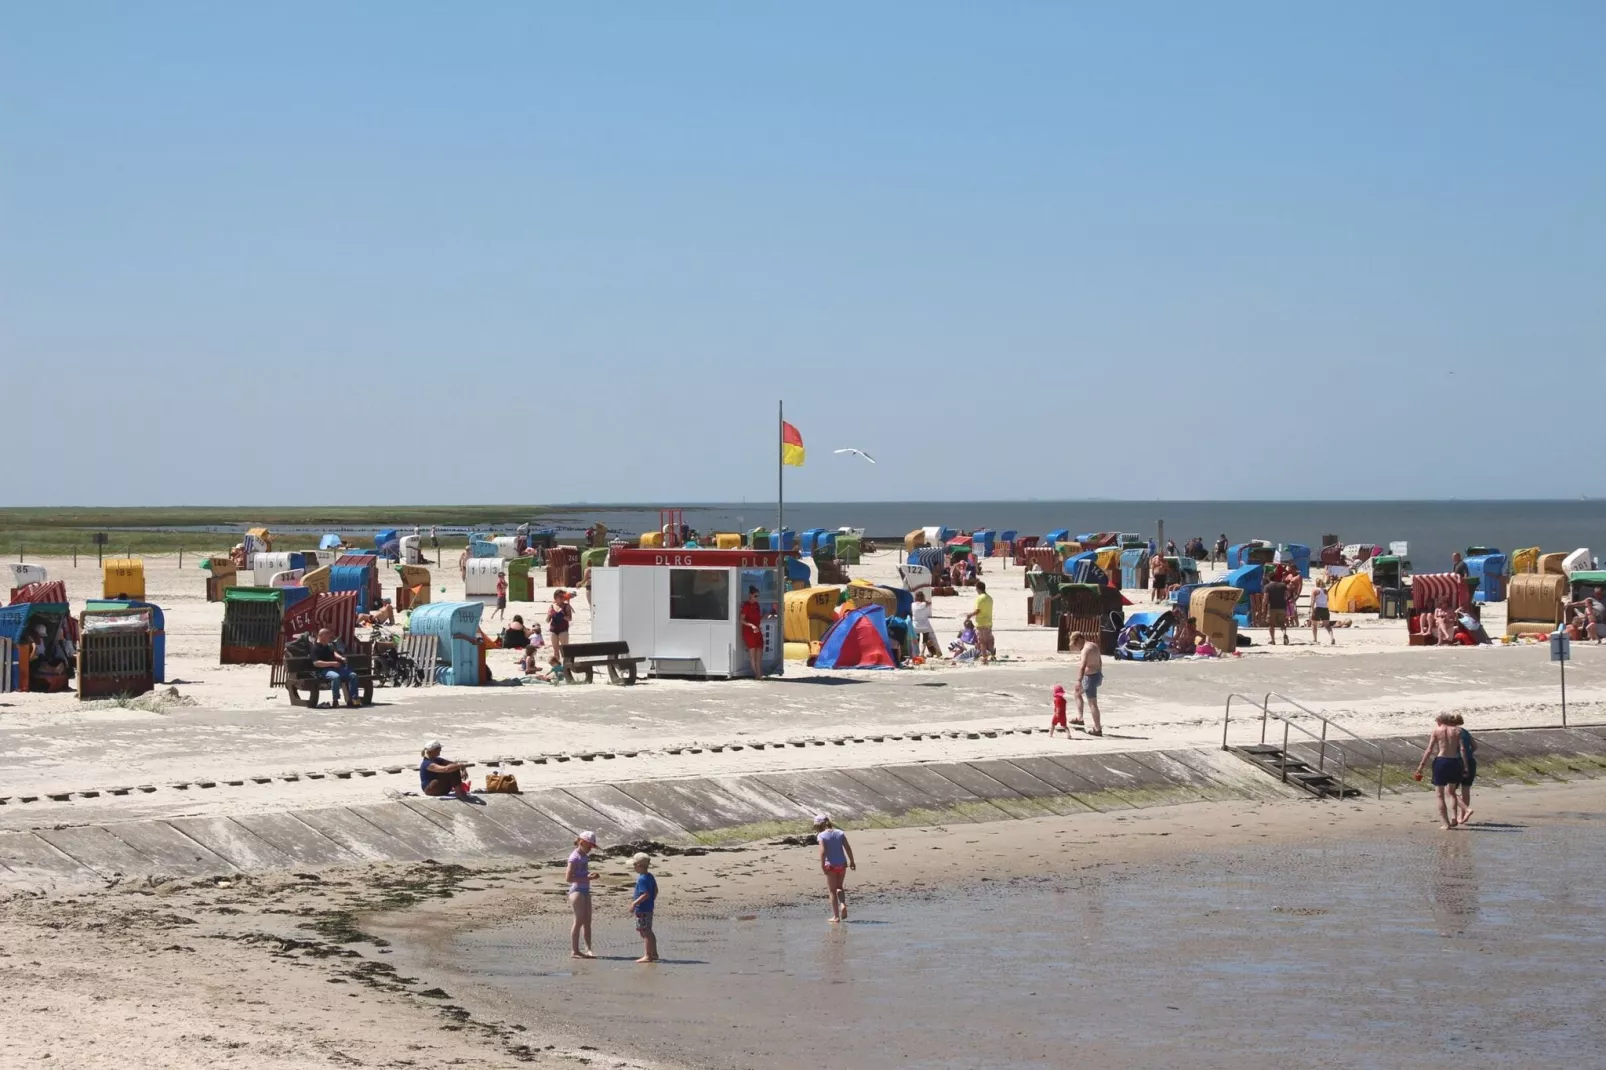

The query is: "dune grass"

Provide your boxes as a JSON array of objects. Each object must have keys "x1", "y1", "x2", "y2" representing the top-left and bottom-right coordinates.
[{"x1": 0, "y1": 505, "x2": 565, "y2": 556}]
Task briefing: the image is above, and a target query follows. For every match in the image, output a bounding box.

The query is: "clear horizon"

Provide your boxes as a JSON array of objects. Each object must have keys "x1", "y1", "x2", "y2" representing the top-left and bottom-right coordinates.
[
  {"x1": 4, "y1": 495, "x2": 1603, "y2": 512},
  {"x1": 5, "y1": 3, "x2": 1604, "y2": 504}
]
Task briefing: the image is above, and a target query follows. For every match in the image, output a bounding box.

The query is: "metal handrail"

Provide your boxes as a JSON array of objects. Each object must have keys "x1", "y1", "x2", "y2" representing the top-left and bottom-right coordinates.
[
  {"x1": 1221, "y1": 693, "x2": 1264, "y2": 751},
  {"x1": 1224, "y1": 691, "x2": 1353, "y2": 798},
  {"x1": 1261, "y1": 692, "x2": 1385, "y2": 800},
  {"x1": 1264, "y1": 703, "x2": 1351, "y2": 798}
]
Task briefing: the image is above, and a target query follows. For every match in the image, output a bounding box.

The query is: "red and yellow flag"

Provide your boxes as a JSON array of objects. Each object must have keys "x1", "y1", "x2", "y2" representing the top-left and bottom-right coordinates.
[{"x1": 781, "y1": 421, "x2": 805, "y2": 467}]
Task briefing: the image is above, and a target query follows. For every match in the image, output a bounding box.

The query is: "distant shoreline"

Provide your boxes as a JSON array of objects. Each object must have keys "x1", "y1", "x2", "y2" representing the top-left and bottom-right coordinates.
[{"x1": 3, "y1": 499, "x2": 1600, "y2": 563}]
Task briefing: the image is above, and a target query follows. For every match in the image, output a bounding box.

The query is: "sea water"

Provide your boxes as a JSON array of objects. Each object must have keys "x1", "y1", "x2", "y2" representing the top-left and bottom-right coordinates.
[
  {"x1": 128, "y1": 499, "x2": 1606, "y2": 573},
  {"x1": 453, "y1": 817, "x2": 1606, "y2": 1069}
]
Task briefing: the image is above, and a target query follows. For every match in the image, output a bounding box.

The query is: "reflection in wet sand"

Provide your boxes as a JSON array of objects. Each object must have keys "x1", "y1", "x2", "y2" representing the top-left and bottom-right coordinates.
[
  {"x1": 450, "y1": 823, "x2": 1606, "y2": 1070},
  {"x1": 1427, "y1": 834, "x2": 1480, "y2": 934}
]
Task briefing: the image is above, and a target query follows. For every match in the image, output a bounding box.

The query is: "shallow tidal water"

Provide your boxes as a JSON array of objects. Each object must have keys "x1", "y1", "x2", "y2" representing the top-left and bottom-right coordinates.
[{"x1": 451, "y1": 817, "x2": 1606, "y2": 1069}]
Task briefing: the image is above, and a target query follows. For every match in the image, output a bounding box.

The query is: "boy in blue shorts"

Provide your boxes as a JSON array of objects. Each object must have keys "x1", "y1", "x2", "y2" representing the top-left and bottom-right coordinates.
[{"x1": 629, "y1": 852, "x2": 659, "y2": 963}]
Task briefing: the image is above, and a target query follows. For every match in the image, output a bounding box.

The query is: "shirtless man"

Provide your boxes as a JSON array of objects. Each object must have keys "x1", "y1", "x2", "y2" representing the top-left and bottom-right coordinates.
[
  {"x1": 1070, "y1": 632, "x2": 1104, "y2": 737},
  {"x1": 1413, "y1": 713, "x2": 1472, "y2": 829}
]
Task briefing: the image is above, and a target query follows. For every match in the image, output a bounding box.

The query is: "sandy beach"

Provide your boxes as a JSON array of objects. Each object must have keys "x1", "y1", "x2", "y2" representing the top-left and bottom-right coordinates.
[
  {"x1": 5, "y1": 780, "x2": 1604, "y2": 1069},
  {"x1": 4, "y1": 549, "x2": 1605, "y2": 1068},
  {"x1": 3, "y1": 549, "x2": 1598, "y2": 827},
  {"x1": 12, "y1": 1, "x2": 1604, "y2": 1062}
]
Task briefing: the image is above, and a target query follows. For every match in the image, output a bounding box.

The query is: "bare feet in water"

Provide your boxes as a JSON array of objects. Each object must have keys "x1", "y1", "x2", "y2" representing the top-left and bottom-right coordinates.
[{"x1": 571, "y1": 949, "x2": 596, "y2": 959}]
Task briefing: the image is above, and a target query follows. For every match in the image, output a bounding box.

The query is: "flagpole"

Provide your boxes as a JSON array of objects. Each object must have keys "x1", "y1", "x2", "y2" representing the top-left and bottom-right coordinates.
[{"x1": 776, "y1": 399, "x2": 785, "y2": 678}]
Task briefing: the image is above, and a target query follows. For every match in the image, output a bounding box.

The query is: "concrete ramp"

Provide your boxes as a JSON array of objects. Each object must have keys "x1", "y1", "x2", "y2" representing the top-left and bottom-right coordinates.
[
  {"x1": 918, "y1": 762, "x2": 1061, "y2": 820},
  {"x1": 558, "y1": 785, "x2": 694, "y2": 843},
  {"x1": 36, "y1": 826, "x2": 164, "y2": 880},
  {"x1": 878, "y1": 764, "x2": 1016, "y2": 821},
  {"x1": 707, "y1": 776, "x2": 813, "y2": 822},
  {"x1": 231, "y1": 812, "x2": 367, "y2": 867},
  {"x1": 10, "y1": 729, "x2": 1606, "y2": 891},
  {"x1": 293, "y1": 805, "x2": 436, "y2": 862},
  {"x1": 835, "y1": 766, "x2": 978, "y2": 825},
  {"x1": 754, "y1": 770, "x2": 902, "y2": 827},
  {"x1": 467, "y1": 797, "x2": 578, "y2": 855},
  {"x1": 1123, "y1": 751, "x2": 1240, "y2": 802},
  {"x1": 399, "y1": 799, "x2": 550, "y2": 859},
  {"x1": 1163, "y1": 748, "x2": 1305, "y2": 801},
  {"x1": 105, "y1": 821, "x2": 239, "y2": 878},
  {"x1": 614, "y1": 778, "x2": 782, "y2": 833},
  {"x1": 342, "y1": 803, "x2": 469, "y2": 861},
  {"x1": 964, "y1": 759, "x2": 1096, "y2": 815},
  {"x1": 167, "y1": 816, "x2": 297, "y2": 872},
  {"x1": 519, "y1": 788, "x2": 656, "y2": 846},
  {"x1": 0, "y1": 831, "x2": 102, "y2": 890}
]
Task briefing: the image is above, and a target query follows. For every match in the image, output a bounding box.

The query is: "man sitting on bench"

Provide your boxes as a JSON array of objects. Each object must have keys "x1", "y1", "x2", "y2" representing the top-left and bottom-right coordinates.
[{"x1": 312, "y1": 627, "x2": 362, "y2": 708}]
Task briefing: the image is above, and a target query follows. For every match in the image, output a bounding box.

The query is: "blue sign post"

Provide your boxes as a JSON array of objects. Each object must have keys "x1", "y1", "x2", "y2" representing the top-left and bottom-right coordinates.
[{"x1": 1551, "y1": 633, "x2": 1571, "y2": 726}]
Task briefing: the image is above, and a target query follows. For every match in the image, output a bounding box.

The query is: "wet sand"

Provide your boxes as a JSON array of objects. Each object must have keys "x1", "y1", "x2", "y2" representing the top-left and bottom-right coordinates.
[
  {"x1": 6, "y1": 781, "x2": 1605, "y2": 1069},
  {"x1": 381, "y1": 783, "x2": 1606, "y2": 1070}
]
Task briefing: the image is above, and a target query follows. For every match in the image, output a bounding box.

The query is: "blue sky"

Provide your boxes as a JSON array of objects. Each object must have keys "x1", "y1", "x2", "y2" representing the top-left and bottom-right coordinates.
[{"x1": 4, "y1": 3, "x2": 1602, "y2": 505}]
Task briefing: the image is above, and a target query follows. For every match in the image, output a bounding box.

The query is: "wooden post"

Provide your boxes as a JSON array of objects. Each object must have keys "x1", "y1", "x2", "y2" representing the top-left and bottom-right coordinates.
[{"x1": 73, "y1": 547, "x2": 77, "y2": 568}]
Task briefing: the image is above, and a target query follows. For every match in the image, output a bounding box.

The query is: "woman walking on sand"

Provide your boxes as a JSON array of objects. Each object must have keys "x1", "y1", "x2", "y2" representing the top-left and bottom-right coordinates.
[
  {"x1": 1453, "y1": 714, "x2": 1478, "y2": 826},
  {"x1": 1310, "y1": 580, "x2": 1334, "y2": 646},
  {"x1": 814, "y1": 814, "x2": 856, "y2": 922},
  {"x1": 567, "y1": 831, "x2": 598, "y2": 958}
]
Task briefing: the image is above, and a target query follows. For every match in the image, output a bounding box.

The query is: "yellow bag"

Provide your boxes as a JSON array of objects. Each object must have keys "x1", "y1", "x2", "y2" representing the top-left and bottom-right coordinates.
[{"x1": 484, "y1": 772, "x2": 520, "y2": 794}]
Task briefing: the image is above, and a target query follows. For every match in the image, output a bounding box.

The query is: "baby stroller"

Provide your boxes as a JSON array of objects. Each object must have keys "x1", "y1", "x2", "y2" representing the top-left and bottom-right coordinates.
[{"x1": 1115, "y1": 610, "x2": 1176, "y2": 662}]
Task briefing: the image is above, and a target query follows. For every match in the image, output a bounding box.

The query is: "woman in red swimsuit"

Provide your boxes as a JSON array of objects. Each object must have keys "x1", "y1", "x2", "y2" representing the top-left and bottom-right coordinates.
[{"x1": 740, "y1": 585, "x2": 765, "y2": 678}]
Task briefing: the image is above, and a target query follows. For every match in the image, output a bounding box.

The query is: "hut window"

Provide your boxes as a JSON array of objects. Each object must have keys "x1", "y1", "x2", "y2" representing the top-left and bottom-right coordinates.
[{"x1": 669, "y1": 570, "x2": 730, "y2": 621}]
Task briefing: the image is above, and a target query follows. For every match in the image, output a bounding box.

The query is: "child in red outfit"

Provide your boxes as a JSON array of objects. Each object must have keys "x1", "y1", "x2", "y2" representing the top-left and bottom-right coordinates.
[{"x1": 1050, "y1": 684, "x2": 1071, "y2": 738}]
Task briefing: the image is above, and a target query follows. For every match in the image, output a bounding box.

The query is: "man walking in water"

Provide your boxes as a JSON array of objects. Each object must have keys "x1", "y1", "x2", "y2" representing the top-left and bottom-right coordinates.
[
  {"x1": 1070, "y1": 632, "x2": 1104, "y2": 737},
  {"x1": 1414, "y1": 713, "x2": 1473, "y2": 829}
]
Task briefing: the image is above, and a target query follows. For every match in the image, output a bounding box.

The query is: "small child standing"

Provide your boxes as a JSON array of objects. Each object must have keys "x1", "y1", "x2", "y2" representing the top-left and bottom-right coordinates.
[
  {"x1": 1049, "y1": 684, "x2": 1070, "y2": 738},
  {"x1": 493, "y1": 572, "x2": 508, "y2": 620},
  {"x1": 566, "y1": 832, "x2": 597, "y2": 959},
  {"x1": 629, "y1": 852, "x2": 659, "y2": 963}
]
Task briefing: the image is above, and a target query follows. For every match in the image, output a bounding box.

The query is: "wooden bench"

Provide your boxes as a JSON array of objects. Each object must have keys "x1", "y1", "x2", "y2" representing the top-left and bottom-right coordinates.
[
  {"x1": 560, "y1": 640, "x2": 645, "y2": 685},
  {"x1": 272, "y1": 647, "x2": 376, "y2": 707}
]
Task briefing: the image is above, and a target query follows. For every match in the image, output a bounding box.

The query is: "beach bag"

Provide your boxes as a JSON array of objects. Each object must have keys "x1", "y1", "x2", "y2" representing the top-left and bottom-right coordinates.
[{"x1": 484, "y1": 772, "x2": 520, "y2": 794}]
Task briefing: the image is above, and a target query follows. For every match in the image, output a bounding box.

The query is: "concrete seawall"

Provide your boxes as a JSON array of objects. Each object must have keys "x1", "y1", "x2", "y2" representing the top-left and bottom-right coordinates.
[{"x1": 3, "y1": 726, "x2": 1604, "y2": 893}]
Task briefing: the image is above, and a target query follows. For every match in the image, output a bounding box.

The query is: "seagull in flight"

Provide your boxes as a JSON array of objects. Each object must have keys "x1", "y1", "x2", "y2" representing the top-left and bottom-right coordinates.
[{"x1": 834, "y1": 448, "x2": 877, "y2": 464}]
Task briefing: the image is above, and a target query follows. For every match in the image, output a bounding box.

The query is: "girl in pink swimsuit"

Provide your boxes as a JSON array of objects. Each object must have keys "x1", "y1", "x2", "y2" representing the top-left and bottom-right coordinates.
[{"x1": 814, "y1": 814, "x2": 856, "y2": 922}]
